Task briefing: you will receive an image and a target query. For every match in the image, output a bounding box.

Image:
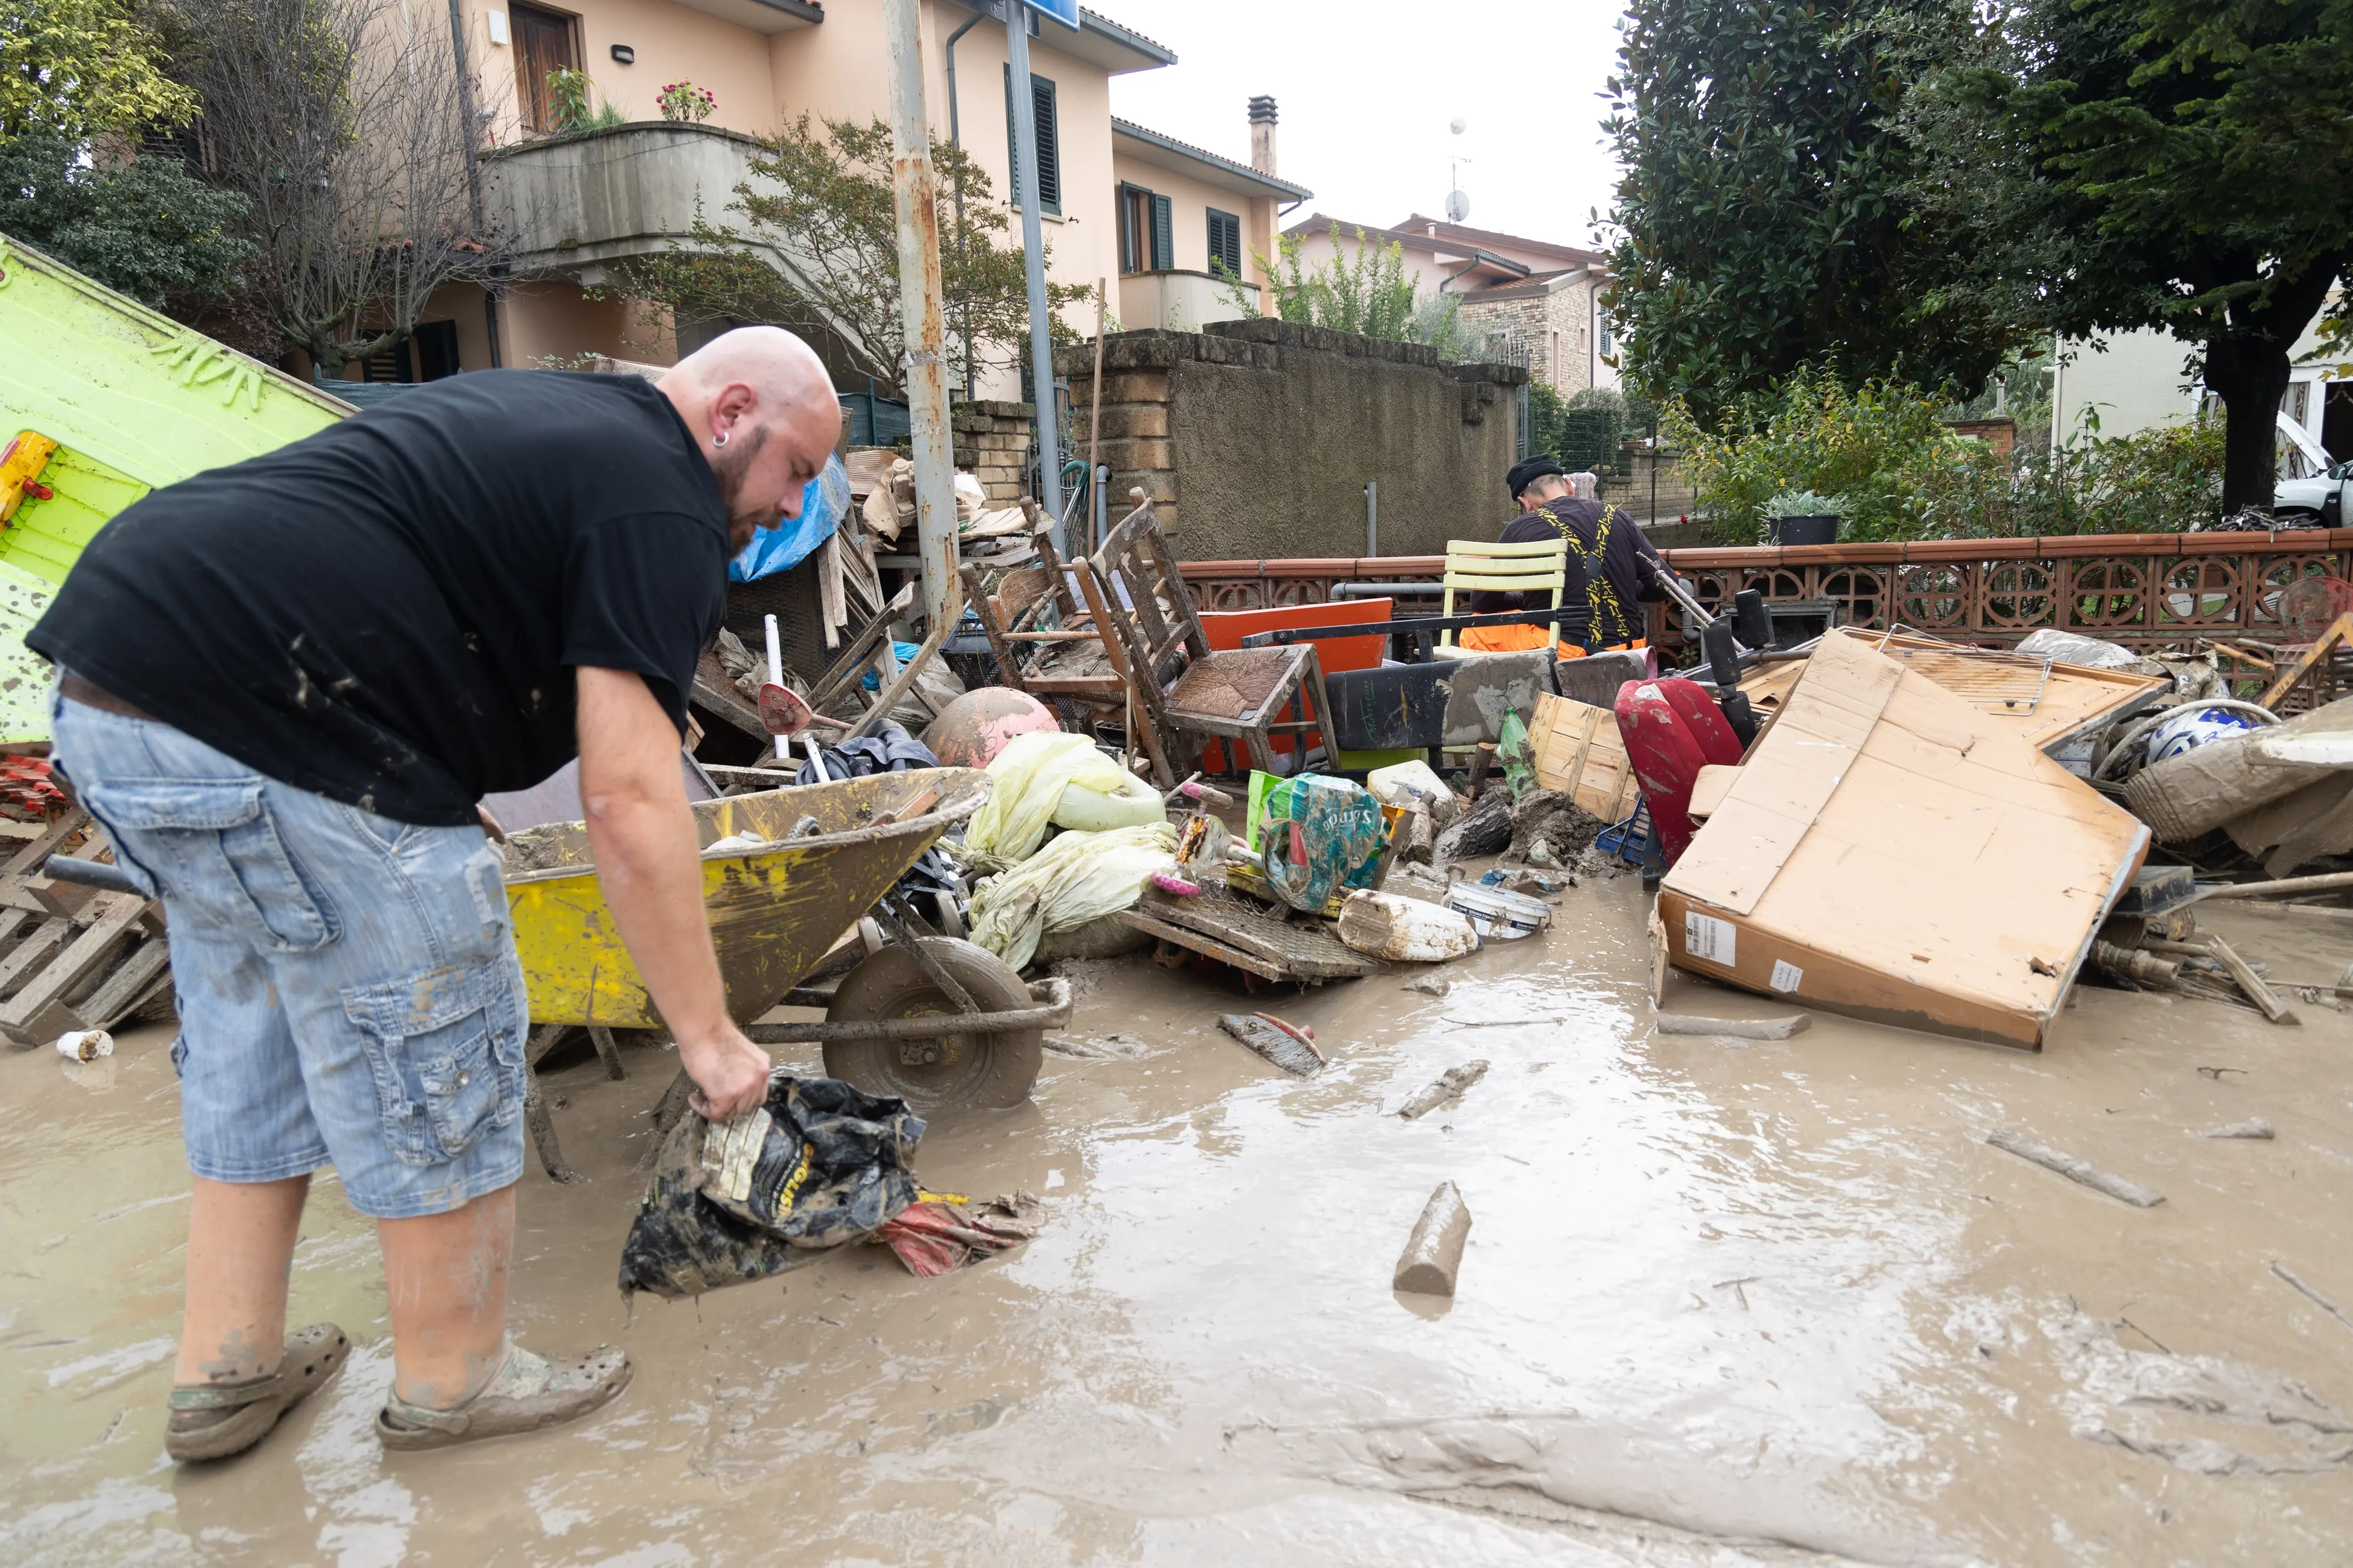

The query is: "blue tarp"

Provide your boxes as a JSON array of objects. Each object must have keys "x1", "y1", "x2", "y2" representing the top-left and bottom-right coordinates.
[{"x1": 729, "y1": 452, "x2": 851, "y2": 582}]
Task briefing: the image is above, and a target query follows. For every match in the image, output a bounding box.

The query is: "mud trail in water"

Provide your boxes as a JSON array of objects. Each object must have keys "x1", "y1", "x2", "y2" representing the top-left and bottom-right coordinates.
[{"x1": 2, "y1": 882, "x2": 2349, "y2": 1565}]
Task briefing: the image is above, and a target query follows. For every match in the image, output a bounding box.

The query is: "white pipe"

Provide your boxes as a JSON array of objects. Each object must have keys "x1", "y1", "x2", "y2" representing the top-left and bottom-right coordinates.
[{"x1": 765, "y1": 612, "x2": 787, "y2": 759}]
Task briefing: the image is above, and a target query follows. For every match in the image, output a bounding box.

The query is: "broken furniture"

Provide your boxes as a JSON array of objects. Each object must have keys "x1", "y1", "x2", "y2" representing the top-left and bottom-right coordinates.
[
  {"x1": 961, "y1": 528, "x2": 1180, "y2": 781},
  {"x1": 9, "y1": 809, "x2": 173, "y2": 1047},
  {"x1": 1319, "y1": 649, "x2": 1561, "y2": 773},
  {"x1": 1086, "y1": 498, "x2": 1342, "y2": 784},
  {"x1": 1116, "y1": 881, "x2": 1382, "y2": 987},
  {"x1": 2257, "y1": 612, "x2": 2353, "y2": 715},
  {"x1": 1437, "y1": 535, "x2": 1569, "y2": 654},
  {"x1": 1614, "y1": 678, "x2": 1748, "y2": 867},
  {"x1": 499, "y1": 768, "x2": 1072, "y2": 1180},
  {"x1": 1657, "y1": 630, "x2": 2149, "y2": 1050},
  {"x1": 1736, "y1": 626, "x2": 2171, "y2": 769}
]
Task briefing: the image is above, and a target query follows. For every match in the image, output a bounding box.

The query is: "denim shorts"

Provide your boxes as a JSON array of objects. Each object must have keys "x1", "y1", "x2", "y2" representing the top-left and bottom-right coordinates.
[{"x1": 51, "y1": 689, "x2": 528, "y2": 1220}]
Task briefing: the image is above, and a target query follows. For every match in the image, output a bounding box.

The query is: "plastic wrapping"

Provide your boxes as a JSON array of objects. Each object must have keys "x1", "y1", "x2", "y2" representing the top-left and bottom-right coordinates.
[
  {"x1": 966, "y1": 822, "x2": 1179, "y2": 970},
  {"x1": 962, "y1": 731, "x2": 1127, "y2": 870}
]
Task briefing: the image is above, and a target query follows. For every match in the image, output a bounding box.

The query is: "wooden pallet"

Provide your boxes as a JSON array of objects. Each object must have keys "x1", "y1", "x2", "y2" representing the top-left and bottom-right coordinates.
[{"x1": 0, "y1": 809, "x2": 172, "y2": 1049}]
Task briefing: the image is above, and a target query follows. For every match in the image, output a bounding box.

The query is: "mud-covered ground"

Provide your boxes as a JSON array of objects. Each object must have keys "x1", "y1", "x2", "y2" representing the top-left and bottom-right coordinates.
[{"x1": 4, "y1": 879, "x2": 2350, "y2": 1566}]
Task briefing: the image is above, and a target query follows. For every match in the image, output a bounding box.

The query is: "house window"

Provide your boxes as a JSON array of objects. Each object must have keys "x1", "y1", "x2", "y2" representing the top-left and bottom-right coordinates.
[
  {"x1": 512, "y1": 2, "x2": 579, "y2": 135},
  {"x1": 1207, "y1": 208, "x2": 1242, "y2": 278},
  {"x1": 415, "y1": 321, "x2": 462, "y2": 379},
  {"x1": 1119, "y1": 184, "x2": 1173, "y2": 273},
  {"x1": 1597, "y1": 305, "x2": 1614, "y2": 356},
  {"x1": 1004, "y1": 67, "x2": 1061, "y2": 215}
]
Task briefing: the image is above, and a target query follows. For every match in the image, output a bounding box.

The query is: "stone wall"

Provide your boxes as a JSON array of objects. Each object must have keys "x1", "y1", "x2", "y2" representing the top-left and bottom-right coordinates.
[
  {"x1": 1061, "y1": 320, "x2": 1528, "y2": 561},
  {"x1": 951, "y1": 399, "x2": 1033, "y2": 505},
  {"x1": 1457, "y1": 281, "x2": 1595, "y2": 396}
]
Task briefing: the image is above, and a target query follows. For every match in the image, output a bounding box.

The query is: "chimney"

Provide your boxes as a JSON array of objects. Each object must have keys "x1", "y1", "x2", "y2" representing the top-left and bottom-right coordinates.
[{"x1": 1248, "y1": 95, "x2": 1278, "y2": 176}]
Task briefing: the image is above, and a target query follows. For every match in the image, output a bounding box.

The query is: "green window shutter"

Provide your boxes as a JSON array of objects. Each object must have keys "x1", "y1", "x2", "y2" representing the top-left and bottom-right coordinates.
[
  {"x1": 1003, "y1": 66, "x2": 1062, "y2": 216},
  {"x1": 1207, "y1": 208, "x2": 1241, "y2": 277},
  {"x1": 1150, "y1": 193, "x2": 1173, "y2": 271}
]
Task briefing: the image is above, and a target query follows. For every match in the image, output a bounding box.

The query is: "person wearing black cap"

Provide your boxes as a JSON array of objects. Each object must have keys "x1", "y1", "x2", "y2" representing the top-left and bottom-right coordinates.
[{"x1": 1463, "y1": 455, "x2": 1671, "y2": 656}]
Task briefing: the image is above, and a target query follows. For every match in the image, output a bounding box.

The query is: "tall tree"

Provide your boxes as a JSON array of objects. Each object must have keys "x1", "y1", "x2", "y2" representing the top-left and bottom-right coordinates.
[
  {"x1": 1903, "y1": 0, "x2": 2353, "y2": 509},
  {"x1": 167, "y1": 0, "x2": 510, "y2": 371},
  {"x1": 1, "y1": 0, "x2": 194, "y2": 140},
  {"x1": 1604, "y1": 0, "x2": 2012, "y2": 424},
  {"x1": 610, "y1": 115, "x2": 1084, "y2": 396}
]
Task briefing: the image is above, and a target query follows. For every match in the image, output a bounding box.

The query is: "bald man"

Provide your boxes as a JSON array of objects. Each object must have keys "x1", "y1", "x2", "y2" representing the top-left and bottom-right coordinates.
[{"x1": 30, "y1": 328, "x2": 841, "y2": 1462}]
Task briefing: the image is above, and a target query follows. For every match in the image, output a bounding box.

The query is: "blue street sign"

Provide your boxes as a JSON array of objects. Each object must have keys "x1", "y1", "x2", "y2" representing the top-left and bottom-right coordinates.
[{"x1": 1021, "y1": 0, "x2": 1080, "y2": 28}]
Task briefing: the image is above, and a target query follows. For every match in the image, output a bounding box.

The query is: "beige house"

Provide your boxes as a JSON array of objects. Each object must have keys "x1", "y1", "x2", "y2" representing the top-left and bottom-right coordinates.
[
  {"x1": 1108, "y1": 99, "x2": 1310, "y2": 335},
  {"x1": 1281, "y1": 213, "x2": 1617, "y2": 397},
  {"x1": 347, "y1": 1, "x2": 1294, "y2": 401}
]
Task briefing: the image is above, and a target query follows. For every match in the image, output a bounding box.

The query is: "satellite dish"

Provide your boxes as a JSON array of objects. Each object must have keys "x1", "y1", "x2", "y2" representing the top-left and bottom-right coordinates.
[
  {"x1": 1449, "y1": 117, "x2": 1468, "y2": 135},
  {"x1": 1445, "y1": 188, "x2": 1471, "y2": 222}
]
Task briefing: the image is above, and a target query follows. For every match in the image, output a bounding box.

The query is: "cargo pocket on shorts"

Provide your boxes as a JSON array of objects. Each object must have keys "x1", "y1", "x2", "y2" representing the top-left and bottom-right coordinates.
[
  {"x1": 342, "y1": 956, "x2": 526, "y2": 1166},
  {"x1": 81, "y1": 779, "x2": 338, "y2": 953}
]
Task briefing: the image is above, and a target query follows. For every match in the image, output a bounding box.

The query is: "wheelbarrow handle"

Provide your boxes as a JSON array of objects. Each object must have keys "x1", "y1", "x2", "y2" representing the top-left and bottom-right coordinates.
[
  {"x1": 44, "y1": 855, "x2": 145, "y2": 896},
  {"x1": 744, "y1": 978, "x2": 1072, "y2": 1045}
]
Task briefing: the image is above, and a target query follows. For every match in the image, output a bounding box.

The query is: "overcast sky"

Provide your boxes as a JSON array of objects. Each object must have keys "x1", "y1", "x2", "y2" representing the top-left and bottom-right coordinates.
[{"x1": 1095, "y1": 0, "x2": 1629, "y2": 249}]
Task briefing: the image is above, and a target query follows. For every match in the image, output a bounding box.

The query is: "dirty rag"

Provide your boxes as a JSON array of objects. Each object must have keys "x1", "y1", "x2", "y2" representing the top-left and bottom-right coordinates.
[
  {"x1": 878, "y1": 1192, "x2": 1044, "y2": 1276},
  {"x1": 618, "y1": 1075, "x2": 925, "y2": 1300},
  {"x1": 966, "y1": 821, "x2": 1178, "y2": 970},
  {"x1": 962, "y1": 730, "x2": 1129, "y2": 872}
]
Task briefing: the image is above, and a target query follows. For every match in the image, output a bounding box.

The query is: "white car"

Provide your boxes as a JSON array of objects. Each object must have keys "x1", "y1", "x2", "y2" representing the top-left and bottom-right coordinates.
[{"x1": 2274, "y1": 412, "x2": 2344, "y2": 524}]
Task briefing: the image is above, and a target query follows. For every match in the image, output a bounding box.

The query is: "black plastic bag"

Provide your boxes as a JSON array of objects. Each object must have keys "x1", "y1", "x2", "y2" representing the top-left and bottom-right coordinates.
[{"x1": 618, "y1": 1075, "x2": 925, "y2": 1300}]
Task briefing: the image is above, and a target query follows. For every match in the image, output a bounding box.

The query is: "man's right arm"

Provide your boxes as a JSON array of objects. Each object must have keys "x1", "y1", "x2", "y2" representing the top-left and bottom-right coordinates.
[{"x1": 574, "y1": 665, "x2": 771, "y2": 1121}]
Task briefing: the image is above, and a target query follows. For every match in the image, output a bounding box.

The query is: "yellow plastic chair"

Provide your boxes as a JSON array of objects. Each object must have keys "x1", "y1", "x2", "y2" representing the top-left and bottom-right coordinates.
[{"x1": 1438, "y1": 536, "x2": 1569, "y2": 653}]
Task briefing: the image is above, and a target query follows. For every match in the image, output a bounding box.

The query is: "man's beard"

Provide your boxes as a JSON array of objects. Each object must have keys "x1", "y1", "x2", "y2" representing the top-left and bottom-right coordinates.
[{"x1": 711, "y1": 423, "x2": 775, "y2": 548}]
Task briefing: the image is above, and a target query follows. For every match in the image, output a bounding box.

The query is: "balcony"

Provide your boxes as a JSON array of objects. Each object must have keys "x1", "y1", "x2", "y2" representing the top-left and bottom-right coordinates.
[
  {"x1": 1118, "y1": 269, "x2": 1260, "y2": 335},
  {"x1": 481, "y1": 122, "x2": 788, "y2": 283}
]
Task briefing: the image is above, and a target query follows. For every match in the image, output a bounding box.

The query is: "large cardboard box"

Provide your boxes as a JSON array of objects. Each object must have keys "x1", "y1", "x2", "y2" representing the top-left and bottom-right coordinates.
[{"x1": 1655, "y1": 632, "x2": 2148, "y2": 1050}]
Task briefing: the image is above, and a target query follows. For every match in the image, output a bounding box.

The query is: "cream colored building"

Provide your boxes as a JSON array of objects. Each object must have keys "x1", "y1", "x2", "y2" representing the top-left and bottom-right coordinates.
[
  {"x1": 1281, "y1": 213, "x2": 1616, "y2": 396},
  {"x1": 346, "y1": 1, "x2": 1297, "y2": 401}
]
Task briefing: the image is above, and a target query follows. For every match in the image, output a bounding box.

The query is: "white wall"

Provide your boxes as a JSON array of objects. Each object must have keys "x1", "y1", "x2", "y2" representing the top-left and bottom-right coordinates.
[{"x1": 2054, "y1": 319, "x2": 2340, "y2": 455}]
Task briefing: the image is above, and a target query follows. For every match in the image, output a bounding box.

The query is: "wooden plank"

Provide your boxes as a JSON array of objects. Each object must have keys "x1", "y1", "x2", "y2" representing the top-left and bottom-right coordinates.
[
  {"x1": 0, "y1": 915, "x2": 74, "y2": 997},
  {"x1": 2258, "y1": 613, "x2": 2353, "y2": 710},
  {"x1": 70, "y1": 935, "x2": 171, "y2": 1033}
]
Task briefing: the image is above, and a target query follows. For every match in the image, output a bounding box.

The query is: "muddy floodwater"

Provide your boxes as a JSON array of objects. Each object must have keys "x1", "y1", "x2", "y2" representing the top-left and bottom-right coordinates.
[{"x1": 4, "y1": 879, "x2": 2351, "y2": 1566}]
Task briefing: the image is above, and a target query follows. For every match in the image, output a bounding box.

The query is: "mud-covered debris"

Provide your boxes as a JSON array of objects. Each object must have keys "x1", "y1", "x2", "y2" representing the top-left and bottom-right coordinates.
[
  {"x1": 1987, "y1": 1126, "x2": 2164, "y2": 1208},
  {"x1": 1337, "y1": 889, "x2": 1479, "y2": 962},
  {"x1": 1404, "y1": 973, "x2": 1451, "y2": 998},
  {"x1": 2200, "y1": 1117, "x2": 2275, "y2": 1140},
  {"x1": 1394, "y1": 1181, "x2": 1472, "y2": 1297},
  {"x1": 1218, "y1": 1012, "x2": 1325, "y2": 1077},
  {"x1": 1655, "y1": 1012, "x2": 1811, "y2": 1041},
  {"x1": 1044, "y1": 1032, "x2": 1153, "y2": 1060},
  {"x1": 1399, "y1": 1061, "x2": 1489, "y2": 1120},
  {"x1": 878, "y1": 1191, "x2": 1043, "y2": 1276},
  {"x1": 1432, "y1": 789, "x2": 1512, "y2": 863},
  {"x1": 1507, "y1": 789, "x2": 1605, "y2": 866}
]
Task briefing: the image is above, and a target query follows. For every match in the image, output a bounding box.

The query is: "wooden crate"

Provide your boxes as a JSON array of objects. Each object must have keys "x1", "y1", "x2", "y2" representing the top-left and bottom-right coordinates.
[{"x1": 1527, "y1": 693, "x2": 1642, "y2": 822}]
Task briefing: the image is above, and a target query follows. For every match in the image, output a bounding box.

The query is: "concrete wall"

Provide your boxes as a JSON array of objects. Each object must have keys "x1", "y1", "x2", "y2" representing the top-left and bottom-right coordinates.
[{"x1": 1063, "y1": 320, "x2": 1528, "y2": 562}]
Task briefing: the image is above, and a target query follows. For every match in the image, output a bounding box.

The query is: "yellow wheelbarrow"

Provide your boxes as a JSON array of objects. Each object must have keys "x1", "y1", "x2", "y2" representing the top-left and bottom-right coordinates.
[{"x1": 500, "y1": 767, "x2": 1070, "y2": 1179}]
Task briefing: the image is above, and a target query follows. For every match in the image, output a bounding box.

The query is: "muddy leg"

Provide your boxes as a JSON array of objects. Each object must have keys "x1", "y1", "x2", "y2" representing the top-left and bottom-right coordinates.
[
  {"x1": 587, "y1": 1026, "x2": 628, "y2": 1081},
  {"x1": 175, "y1": 1173, "x2": 309, "y2": 1386},
  {"x1": 376, "y1": 1184, "x2": 514, "y2": 1410}
]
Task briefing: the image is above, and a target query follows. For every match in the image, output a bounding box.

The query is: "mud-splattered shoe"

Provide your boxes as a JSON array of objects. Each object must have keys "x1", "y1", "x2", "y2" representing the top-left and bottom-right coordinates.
[
  {"x1": 165, "y1": 1323, "x2": 351, "y2": 1463},
  {"x1": 374, "y1": 1340, "x2": 632, "y2": 1452}
]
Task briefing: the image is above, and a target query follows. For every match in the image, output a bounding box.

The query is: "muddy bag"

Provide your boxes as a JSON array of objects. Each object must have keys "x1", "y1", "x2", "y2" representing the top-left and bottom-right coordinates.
[{"x1": 618, "y1": 1075, "x2": 925, "y2": 1300}]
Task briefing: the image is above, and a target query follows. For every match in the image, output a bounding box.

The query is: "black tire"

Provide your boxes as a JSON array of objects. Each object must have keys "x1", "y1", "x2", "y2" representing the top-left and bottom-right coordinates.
[{"x1": 822, "y1": 938, "x2": 1042, "y2": 1113}]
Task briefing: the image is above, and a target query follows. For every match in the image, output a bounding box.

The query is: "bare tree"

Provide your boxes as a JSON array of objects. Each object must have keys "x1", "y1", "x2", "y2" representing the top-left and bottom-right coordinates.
[{"x1": 170, "y1": 0, "x2": 508, "y2": 371}]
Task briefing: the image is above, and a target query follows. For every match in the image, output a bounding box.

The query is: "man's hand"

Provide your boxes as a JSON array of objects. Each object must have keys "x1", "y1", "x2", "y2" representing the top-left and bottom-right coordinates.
[
  {"x1": 676, "y1": 1025, "x2": 773, "y2": 1122},
  {"x1": 575, "y1": 666, "x2": 771, "y2": 1120}
]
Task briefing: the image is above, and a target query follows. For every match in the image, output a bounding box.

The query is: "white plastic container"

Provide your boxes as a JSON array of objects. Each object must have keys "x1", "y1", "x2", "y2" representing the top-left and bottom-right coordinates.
[{"x1": 1443, "y1": 882, "x2": 1552, "y2": 940}]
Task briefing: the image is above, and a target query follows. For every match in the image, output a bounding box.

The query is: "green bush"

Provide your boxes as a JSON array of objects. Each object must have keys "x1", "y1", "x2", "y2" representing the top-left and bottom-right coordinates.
[{"x1": 1668, "y1": 368, "x2": 2225, "y2": 541}]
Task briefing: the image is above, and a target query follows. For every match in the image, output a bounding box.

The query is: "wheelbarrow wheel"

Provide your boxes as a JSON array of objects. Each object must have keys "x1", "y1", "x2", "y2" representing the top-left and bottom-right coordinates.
[{"x1": 823, "y1": 938, "x2": 1042, "y2": 1113}]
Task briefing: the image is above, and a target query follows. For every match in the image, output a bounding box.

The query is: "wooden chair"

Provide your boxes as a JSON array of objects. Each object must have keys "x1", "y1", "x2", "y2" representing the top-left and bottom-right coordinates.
[
  {"x1": 1437, "y1": 536, "x2": 1569, "y2": 653},
  {"x1": 960, "y1": 528, "x2": 1169, "y2": 766},
  {"x1": 1085, "y1": 497, "x2": 1342, "y2": 781}
]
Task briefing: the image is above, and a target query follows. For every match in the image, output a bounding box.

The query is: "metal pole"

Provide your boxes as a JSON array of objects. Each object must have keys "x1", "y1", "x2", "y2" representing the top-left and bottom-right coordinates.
[
  {"x1": 1004, "y1": 5, "x2": 1065, "y2": 546},
  {"x1": 444, "y1": 0, "x2": 502, "y2": 368},
  {"x1": 885, "y1": 0, "x2": 960, "y2": 630},
  {"x1": 1086, "y1": 276, "x2": 1106, "y2": 552},
  {"x1": 942, "y1": 5, "x2": 984, "y2": 401},
  {"x1": 1365, "y1": 479, "x2": 1378, "y2": 557}
]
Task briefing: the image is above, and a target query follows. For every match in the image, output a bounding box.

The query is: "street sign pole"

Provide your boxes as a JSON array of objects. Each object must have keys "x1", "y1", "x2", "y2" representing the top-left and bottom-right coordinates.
[
  {"x1": 883, "y1": 0, "x2": 958, "y2": 630},
  {"x1": 1003, "y1": 1, "x2": 1064, "y2": 548}
]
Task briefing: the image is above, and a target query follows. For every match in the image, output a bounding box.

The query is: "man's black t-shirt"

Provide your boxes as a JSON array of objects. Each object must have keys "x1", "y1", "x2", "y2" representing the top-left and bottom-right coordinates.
[
  {"x1": 29, "y1": 371, "x2": 731, "y2": 826},
  {"x1": 1468, "y1": 496, "x2": 1668, "y2": 645}
]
